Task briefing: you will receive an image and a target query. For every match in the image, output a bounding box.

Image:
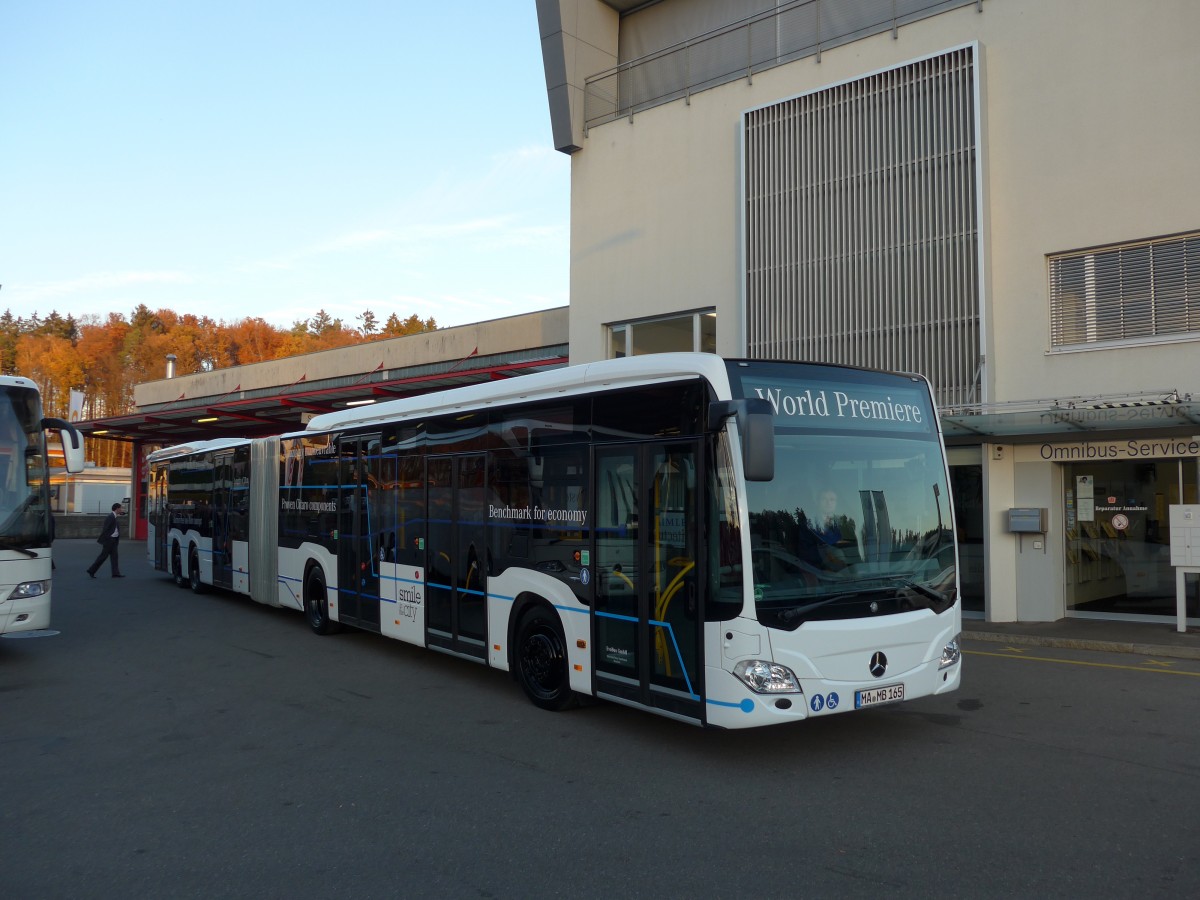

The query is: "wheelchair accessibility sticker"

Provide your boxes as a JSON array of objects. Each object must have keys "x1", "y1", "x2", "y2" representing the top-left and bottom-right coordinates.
[{"x1": 810, "y1": 692, "x2": 840, "y2": 713}]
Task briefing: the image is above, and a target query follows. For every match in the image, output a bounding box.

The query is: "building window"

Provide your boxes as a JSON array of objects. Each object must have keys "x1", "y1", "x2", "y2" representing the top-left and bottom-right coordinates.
[
  {"x1": 608, "y1": 311, "x2": 717, "y2": 358},
  {"x1": 1049, "y1": 231, "x2": 1200, "y2": 350}
]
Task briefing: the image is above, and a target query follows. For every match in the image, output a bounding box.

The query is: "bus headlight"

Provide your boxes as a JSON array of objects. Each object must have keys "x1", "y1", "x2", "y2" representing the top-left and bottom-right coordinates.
[
  {"x1": 10, "y1": 580, "x2": 49, "y2": 599},
  {"x1": 733, "y1": 659, "x2": 801, "y2": 694},
  {"x1": 939, "y1": 637, "x2": 961, "y2": 669}
]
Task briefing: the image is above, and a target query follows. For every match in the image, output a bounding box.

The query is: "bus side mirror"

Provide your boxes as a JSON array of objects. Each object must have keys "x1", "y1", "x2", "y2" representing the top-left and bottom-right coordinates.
[
  {"x1": 43, "y1": 417, "x2": 86, "y2": 474},
  {"x1": 708, "y1": 399, "x2": 775, "y2": 482}
]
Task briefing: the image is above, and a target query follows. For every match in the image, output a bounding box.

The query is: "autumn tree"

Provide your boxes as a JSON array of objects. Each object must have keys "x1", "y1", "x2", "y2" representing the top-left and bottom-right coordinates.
[
  {"x1": 227, "y1": 317, "x2": 286, "y2": 364},
  {"x1": 380, "y1": 313, "x2": 437, "y2": 337},
  {"x1": 14, "y1": 332, "x2": 83, "y2": 417},
  {"x1": 0, "y1": 310, "x2": 19, "y2": 375},
  {"x1": 357, "y1": 309, "x2": 378, "y2": 336},
  {"x1": 77, "y1": 313, "x2": 133, "y2": 418},
  {"x1": 3, "y1": 305, "x2": 440, "y2": 456}
]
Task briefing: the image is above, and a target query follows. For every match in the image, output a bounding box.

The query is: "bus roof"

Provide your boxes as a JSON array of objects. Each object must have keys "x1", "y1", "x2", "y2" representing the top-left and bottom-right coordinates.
[
  {"x1": 299, "y1": 352, "x2": 735, "y2": 436},
  {"x1": 0, "y1": 375, "x2": 39, "y2": 391},
  {"x1": 147, "y1": 436, "x2": 252, "y2": 462}
]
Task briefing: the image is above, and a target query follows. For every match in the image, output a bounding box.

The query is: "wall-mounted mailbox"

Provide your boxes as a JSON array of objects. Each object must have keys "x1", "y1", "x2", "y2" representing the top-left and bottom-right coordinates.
[{"x1": 1008, "y1": 507, "x2": 1047, "y2": 533}]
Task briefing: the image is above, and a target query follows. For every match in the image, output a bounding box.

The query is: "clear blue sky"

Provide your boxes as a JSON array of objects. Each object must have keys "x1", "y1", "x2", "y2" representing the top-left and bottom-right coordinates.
[{"x1": 1, "y1": 1, "x2": 569, "y2": 331}]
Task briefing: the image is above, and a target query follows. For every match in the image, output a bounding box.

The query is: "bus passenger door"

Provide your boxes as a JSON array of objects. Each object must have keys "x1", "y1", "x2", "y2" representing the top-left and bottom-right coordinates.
[
  {"x1": 425, "y1": 453, "x2": 488, "y2": 661},
  {"x1": 336, "y1": 434, "x2": 382, "y2": 631},
  {"x1": 594, "y1": 442, "x2": 703, "y2": 723},
  {"x1": 212, "y1": 451, "x2": 233, "y2": 590},
  {"x1": 150, "y1": 465, "x2": 168, "y2": 570}
]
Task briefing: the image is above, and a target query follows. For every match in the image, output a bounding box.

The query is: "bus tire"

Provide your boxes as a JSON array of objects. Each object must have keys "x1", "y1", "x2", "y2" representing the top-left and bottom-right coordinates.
[
  {"x1": 172, "y1": 543, "x2": 185, "y2": 587},
  {"x1": 304, "y1": 566, "x2": 340, "y2": 635},
  {"x1": 189, "y1": 547, "x2": 204, "y2": 593},
  {"x1": 514, "y1": 607, "x2": 578, "y2": 711}
]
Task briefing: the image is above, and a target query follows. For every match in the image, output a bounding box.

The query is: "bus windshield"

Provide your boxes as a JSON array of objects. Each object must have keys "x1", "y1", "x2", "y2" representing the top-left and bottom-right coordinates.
[
  {"x1": 727, "y1": 360, "x2": 956, "y2": 630},
  {"x1": 0, "y1": 384, "x2": 50, "y2": 546}
]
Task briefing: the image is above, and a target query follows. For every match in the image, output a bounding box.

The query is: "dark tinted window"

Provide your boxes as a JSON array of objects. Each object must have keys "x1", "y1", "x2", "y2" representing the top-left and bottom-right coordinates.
[{"x1": 592, "y1": 381, "x2": 706, "y2": 442}]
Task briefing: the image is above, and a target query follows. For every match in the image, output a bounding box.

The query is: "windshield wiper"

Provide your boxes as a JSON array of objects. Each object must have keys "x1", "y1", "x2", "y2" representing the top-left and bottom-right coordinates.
[
  {"x1": 777, "y1": 588, "x2": 881, "y2": 623},
  {"x1": 0, "y1": 538, "x2": 39, "y2": 558},
  {"x1": 884, "y1": 575, "x2": 947, "y2": 605},
  {"x1": 775, "y1": 577, "x2": 950, "y2": 625}
]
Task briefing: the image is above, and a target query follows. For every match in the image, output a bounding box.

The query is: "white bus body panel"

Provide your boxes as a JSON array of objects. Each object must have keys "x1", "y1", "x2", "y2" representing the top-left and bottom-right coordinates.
[
  {"x1": 170, "y1": 529, "x2": 208, "y2": 584},
  {"x1": 231, "y1": 539, "x2": 250, "y2": 595},
  {"x1": 379, "y1": 561, "x2": 425, "y2": 644},
  {"x1": 483, "y1": 569, "x2": 590, "y2": 687},
  {"x1": 165, "y1": 528, "x2": 200, "y2": 578},
  {"x1": 276, "y1": 544, "x2": 337, "y2": 613},
  {"x1": 0, "y1": 553, "x2": 53, "y2": 634},
  {"x1": 703, "y1": 609, "x2": 961, "y2": 729},
  {"x1": 196, "y1": 534, "x2": 214, "y2": 585}
]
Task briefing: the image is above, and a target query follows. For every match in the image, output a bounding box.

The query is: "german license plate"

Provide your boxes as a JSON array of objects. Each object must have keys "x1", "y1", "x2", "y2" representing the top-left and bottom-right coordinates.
[{"x1": 855, "y1": 683, "x2": 904, "y2": 709}]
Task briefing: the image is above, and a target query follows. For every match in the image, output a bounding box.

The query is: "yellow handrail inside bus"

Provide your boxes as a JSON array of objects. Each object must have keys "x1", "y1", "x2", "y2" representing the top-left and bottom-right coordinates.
[{"x1": 610, "y1": 568, "x2": 635, "y2": 591}]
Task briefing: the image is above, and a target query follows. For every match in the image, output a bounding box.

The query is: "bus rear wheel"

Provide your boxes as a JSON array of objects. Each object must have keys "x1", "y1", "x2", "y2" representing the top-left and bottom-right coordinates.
[
  {"x1": 172, "y1": 544, "x2": 185, "y2": 587},
  {"x1": 515, "y1": 607, "x2": 577, "y2": 711},
  {"x1": 189, "y1": 548, "x2": 204, "y2": 593},
  {"x1": 304, "y1": 567, "x2": 340, "y2": 635}
]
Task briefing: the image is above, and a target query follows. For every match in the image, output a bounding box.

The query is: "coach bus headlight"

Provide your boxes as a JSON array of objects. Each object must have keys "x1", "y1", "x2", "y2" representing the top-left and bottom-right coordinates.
[
  {"x1": 733, "y1": 659, "x2": 801, "y2": 694},
  {"x1": 10, "y1": 580, "x2": 49, "y2": 599},
  {"x1": 939, "y1": 637, "x2": 961, "y2": 669}
]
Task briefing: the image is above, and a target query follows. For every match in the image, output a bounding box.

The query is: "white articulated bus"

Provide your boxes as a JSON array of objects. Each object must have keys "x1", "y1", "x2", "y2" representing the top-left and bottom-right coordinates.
[
  {"x1": 0, "y1": 375, "x2": 85, "y2": 636},
  {"x1": 148, "y1": 354, "x2": 961, "y2": 728}
]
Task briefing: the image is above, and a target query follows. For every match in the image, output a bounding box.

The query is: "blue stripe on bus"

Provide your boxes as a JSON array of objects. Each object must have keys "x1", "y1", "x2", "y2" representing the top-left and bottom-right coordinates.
[
  {"x1": 593, "y1": 610, "x2": 698, "y2": 699},
  {"x1": 706, "y1": 697, "x2": 755, "y2": 713},
  {"x1": 278, "y1": 579, "x2": 300, "y2": 604},
  {"x1": 275, "y1": 569, "x2": 710, "y2": 706}
]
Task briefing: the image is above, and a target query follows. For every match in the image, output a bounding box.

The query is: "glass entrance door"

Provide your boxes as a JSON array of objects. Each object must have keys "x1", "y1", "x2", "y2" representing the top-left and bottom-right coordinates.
[
  {"x1": 594, "y1": 441, "x2": 703, "y2": 722},
  {"x1": 1065, "y1": 458, "x2": 1199, "y2": 620}
]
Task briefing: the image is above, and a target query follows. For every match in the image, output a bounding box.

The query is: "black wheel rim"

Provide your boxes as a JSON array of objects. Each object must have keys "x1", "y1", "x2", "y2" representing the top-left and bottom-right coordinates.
[
  {"x1": 307, "y1": 578, "x2": 325, "y2": 627},
  {"x1": 520, "y1": 623, "x2": 566, "y2": 700}
]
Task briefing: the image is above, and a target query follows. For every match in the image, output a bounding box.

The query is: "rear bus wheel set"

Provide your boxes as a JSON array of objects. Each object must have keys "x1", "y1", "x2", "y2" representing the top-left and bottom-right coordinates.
[{"x1": 189, "y1": 548, "x2": 204, "y2": 593}]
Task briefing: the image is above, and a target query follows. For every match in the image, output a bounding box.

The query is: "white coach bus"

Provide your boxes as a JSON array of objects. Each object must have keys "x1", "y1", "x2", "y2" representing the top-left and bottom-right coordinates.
[
  {"x1": 0, "y1": 375, "x2": 85, "y2": 636},
  {"x1": 148, "y1": 354, "x2": 961, "y2": 728}
]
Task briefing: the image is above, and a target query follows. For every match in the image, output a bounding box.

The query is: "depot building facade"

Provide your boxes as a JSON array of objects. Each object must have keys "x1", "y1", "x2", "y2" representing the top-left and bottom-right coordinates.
[
  {"x1": 82, "y1": 1, "x2": 1199, "y2": 630},
  {"x1": 536, "y1": 0, "x2": 1200, "y2": 626}
]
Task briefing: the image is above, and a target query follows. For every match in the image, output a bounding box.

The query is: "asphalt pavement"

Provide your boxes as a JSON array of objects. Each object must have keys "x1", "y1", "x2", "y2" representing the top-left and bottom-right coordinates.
[
  {"x1": 7, "y1": 538, "x2": 1198, "y2": 898},
  {"x1": 51, "y1": 536, "x2": 1200, "y2": 659}
]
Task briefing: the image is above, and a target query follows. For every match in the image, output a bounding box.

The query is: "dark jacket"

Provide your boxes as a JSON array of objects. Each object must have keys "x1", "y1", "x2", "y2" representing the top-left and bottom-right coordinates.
[{"x1": 96, "y1": 512, "x2": 120, "y2": 545}]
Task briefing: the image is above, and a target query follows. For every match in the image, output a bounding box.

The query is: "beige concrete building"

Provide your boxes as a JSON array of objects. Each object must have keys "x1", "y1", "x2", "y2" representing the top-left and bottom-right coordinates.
[{"x1": 538, "y1": 0, "x2": 1200, "y2": 625}]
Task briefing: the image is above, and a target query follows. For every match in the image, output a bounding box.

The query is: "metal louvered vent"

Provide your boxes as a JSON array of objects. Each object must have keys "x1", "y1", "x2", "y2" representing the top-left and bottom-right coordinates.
[
  {"x1": 743, "y1": 46, "x2": 981, "y2": 407},
  {"x1": 1049, "y1": 232, "x2": 1200, "y2": 349}
]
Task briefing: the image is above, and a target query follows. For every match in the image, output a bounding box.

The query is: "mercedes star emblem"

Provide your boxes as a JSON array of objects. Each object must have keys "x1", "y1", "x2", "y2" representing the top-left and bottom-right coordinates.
[{"x1": 869, "y1": 651, "x2": 888, "y2": 678}]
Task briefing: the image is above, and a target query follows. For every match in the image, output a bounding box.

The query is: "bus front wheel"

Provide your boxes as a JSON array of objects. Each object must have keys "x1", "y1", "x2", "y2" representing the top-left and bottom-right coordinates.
[
  {"x1": 304, "y1": 567, "x2": 340, "y2": 635},
  {"x1": 515, "y1": 607, "x2": 577, "y2": 711}
]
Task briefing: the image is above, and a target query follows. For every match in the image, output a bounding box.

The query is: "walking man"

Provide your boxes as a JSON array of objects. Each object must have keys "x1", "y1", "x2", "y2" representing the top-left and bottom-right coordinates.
[{"x1": 87, "y1": 502, "x2": 125, "y2": 578}]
